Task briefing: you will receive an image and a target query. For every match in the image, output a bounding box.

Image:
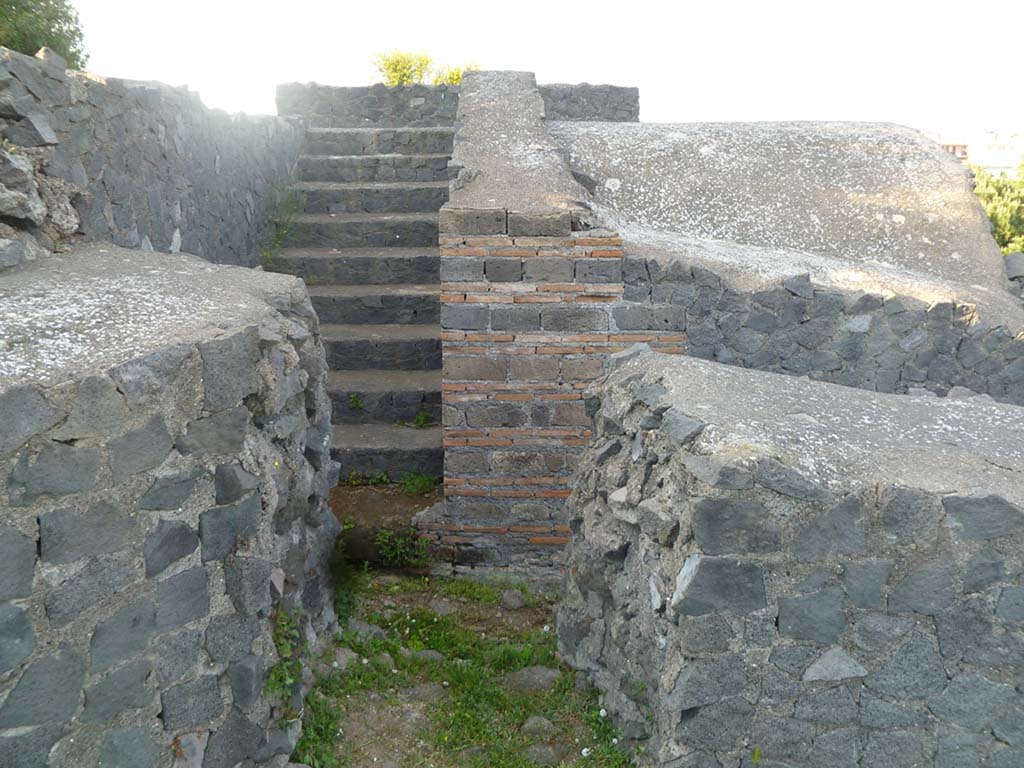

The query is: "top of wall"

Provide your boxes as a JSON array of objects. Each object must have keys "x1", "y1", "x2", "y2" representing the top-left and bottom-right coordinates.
[
  {"x1": 539, "y1": 83, "x2": 639, "y2": 122},
  {"x1": 0, "y1": 242, "x2": 309, "y2": 388},
  {"x1": 550, "y1": 121, "x2": 1022, "y2": 326},
  {"x1": 442, "y1": 71, "x2": 592, "y2": 236},
  {"x1": 607, "y1": 348, "x2": 1024, "y2": 506}
]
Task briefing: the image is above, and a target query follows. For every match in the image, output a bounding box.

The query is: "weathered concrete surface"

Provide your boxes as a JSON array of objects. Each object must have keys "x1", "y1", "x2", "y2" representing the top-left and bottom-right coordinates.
[
  {"x1": 0, "y1": 242, "x2": 312, "y2": 387},
  {"x1": 558, "y1": 348, "x2": 1024, "y2": 766},
  {"x1": 443, "y1": 71, "x2": 588, "y2": 232},
  {"x1": 550, "y1": 121, "x2": 1022, "y2": 326},
  {"x1": 0, "y1": 243, "x2": 338, "y2": 766}
]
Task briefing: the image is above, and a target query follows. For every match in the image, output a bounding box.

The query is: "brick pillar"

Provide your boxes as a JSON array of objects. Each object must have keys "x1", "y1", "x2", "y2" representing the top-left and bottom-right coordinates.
[{"x1": 429, "y1": 208, "x2": 634, "y2": 575}]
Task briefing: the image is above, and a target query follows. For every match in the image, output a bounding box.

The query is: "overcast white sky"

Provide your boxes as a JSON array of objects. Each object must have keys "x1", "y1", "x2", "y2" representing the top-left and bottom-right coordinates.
[{"x1": 73, "y1": 0, "x2": 1023, "y2": 138}]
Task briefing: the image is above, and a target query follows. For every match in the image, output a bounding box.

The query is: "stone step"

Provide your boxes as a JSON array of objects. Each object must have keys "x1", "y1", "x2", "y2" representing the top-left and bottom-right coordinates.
[
  {"x1": 309, "y1": 284, "x2": 439, "y2": 325},
  {"x1": 304, "y1": 127, "x2": 454, "y2": 156},
  {"x1": 269, "y1": 247, "x2": 440, "y2": 286},
  {"x1": 283, "y1": 213, "x2": 438, "y2": 249},
  {"x1": 332, "y1": 424, "x2": 443, "y2": 479},
  {"x1": 327, "y1": 370, "x2": 441, "y2": 424},
  {"x1": 292, "y1": 181, "x2": 449, "y2": 214},
  {"x1": 297, "y1": 153, "x2": 451, "y2": 183},
  {"x1": 321, "y1": 324, "x2": 441, "y2": 371}
]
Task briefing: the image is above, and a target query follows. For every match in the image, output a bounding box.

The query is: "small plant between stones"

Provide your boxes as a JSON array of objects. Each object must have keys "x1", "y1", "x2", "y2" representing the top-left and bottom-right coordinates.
[
  {"x1": 345, "y1": 470, "x2": 390, "y2": 486},
  {"x1": 265, "y1": 608, "x2": 305, "y2": 721},
  {"x1": 396, "y1": 411, "x2": 432, "y2": 429},
  {"x1": 347, "y1": 394, "x2": 364, "y2": 411},
  {"x1": 259, "y1": 187, "x2": 304, "y2": 268}
]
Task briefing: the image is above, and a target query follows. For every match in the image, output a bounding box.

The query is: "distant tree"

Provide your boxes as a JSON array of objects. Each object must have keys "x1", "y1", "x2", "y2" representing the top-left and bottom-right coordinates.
[
  {"x1": 973, "y1": 163, "x2": 1024, "y2": 254},
  {"x1": 374, "y1": 51, "x2": 478, "y2": 87},
  {"x1": 0, "y1": 0, "x2": 87, "y2": 70}
]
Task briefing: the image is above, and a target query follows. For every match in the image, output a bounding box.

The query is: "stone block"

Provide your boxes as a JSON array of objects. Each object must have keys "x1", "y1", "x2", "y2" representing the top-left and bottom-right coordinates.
[
  {"x1": 777, "y1": 588, "x2": 846, "y2": 643},
  {"x1": 82, "y1": 659, "x2": 153, "y2": 722},
  {"x1": 157, "y1": 627, "x2": 202, "y2": 685},
  {"x1": 540, "y1": 306, "x2": 608, "y2": 332},
  {"x1": 439, "y1": 206, "x2": 506, "y2": 235},
  {"x1": 228, "y1": 655, "x2": 265, "y2": 710},
  {"x1": 144, "y1": 519, "x2": 199, "y2": 577},
  {"x1": 670, "y1": 555, "x2": 766, "y2": 616},
  {"x1": 693, "y1": 498, "x2": 782, "y2": 554},
  {"x1": 90, "y1": 598, "x2": 156, "y2": 671},
  {"x1": 223, "y1": 557, "x2": 272, "y2": 615},
  {"x1": 523, "y1": 257, "x2": 573, "y2": 282},
  {"x1": 0, "y1": 384, "x2": 63, "y2": 455},
  {"x1": 139, "y1": 469, "x2": 203, "y2": 510},
  {"x1": 205, "y1": 612, "x2": 261, "y2": 663},
  {"x1": 490, "y1": 306, "x2": 541, "y2": 331},
  {"x1": 175, "y1": 407, "x2": 249, "y2": 456},
  {"x1": 484, "y1": 257, "x2": 522, "y2": 282},
  {"x1": 156, "y1": 566, "x2": 210, "y2": 630},
  {"x1": 0, "y1": 649, "x2": 84, "y2": 727},
  {"x1": 575, "y1": 258, "x2": 622, "y2": 283},
  {"x1": 507, "y1": 210, "x2": 571, "y2": 237},
  {"x1": 160, "y1": 675, "x2": 223, "y2": 731},
  {"x1": 942, "y1": 493, "x2": 1024, "y2": 540},
  {"x1": 200, "y1": 495, "x2": 261, "y2": 562},
  {"x1": 50, "y1": 375, "x2": 126, "y2": 441},
  {"x1": 0, "y1": 524, "x2": 36, "y2": 600},
  {"x1": 109, "y1": 415, "x2": 173, "y2": 484},
  {"x1": 440, "y1": 256, "x2": 484, "y2": 281},
  {"x1": 0, "y1": 603, "x2": 35, "y2": 674},
  {"x1": 99, "y1": 727, "x2": 161, "y2": 768},
  {"x1": 45, "y1": 557, "x2": 139, "y2": 627},
  {"x1": 198, "y1": 327, "x2": 261, "y2": 411},
  {"x1": 211, "y1": 464, "x2": 258, "y2": 506},
  {"x1": 444, "y1": 356, "x2": 508, "y2": 381},
  {"x1": 8, "y1": 442, "x2": 100, "y2": 504},
  {"x1": 441, "y1": 303, "x2": 490, "y2": 331},
  {"x1": 40, "y1": 502, "x2": 138, "y2": 564}
]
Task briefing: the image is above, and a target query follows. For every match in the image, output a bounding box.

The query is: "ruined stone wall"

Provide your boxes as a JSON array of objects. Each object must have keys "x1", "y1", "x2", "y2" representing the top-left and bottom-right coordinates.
[
  {"x1": 0, "y1": 47, "x2": 302, "y2": 267},
  {"x1": 276, "y1": 82, "x2": 459, "y2": 127},
  {"x1": 539, "y1": 83, "x2": 639, "y2": 122},
  {"x1": 0, "y1": 245, "x2": 338, "y2": 768},
  {"x1": 620, "y1": 258, "x2": 1024, "y2": 406},
  {"x1": 558, "y1": 350, "x2": 1024, "y2": 767}
]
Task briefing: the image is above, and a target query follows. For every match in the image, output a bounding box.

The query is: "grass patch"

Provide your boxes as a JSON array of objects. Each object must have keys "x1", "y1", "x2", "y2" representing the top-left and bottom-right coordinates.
[
  {"x1": 373, "y1": 527, "x2": 431, "y2": 569},
  {"x1": 344, "y1": 470, "x2": 390, "y2": 487},
  {"x1": 347, "y1": 394, "x2": 364, "y2": 411},
  {"x1": 291, "y1": 573, "x2": 630, "y2": 767},
  {"x1": 401, "y1": 471, "x2": 440, "y2": 497},
  {"x1": 396, "y1": 411, "x2": 433, "y2": 429},
  {"x1": 265, "y1": 608, "x2": 305, "y2": 721}
]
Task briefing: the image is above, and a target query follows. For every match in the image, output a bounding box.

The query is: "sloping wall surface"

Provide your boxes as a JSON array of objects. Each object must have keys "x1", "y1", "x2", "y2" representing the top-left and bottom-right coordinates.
[
  {"x1": 0, "y1": 244, "x2": 338, "y2": 767},
  {"x1": 559, "y1": 348, "x2": 1024, "y2": 767},
  {"x1": 0, "y1": 47, "x2": 301, "y2": 266}
]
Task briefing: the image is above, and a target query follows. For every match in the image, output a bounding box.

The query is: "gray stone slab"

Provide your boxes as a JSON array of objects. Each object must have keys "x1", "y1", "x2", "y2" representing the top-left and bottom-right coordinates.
[
  {"x1": 0, "y1": 243, "x2": 306, "y2": 388},
  {"x1": 444, "y1": 71, "x2": 586, "y2": 225},
  {"x1": 549, "y1": 121, "x2": 1023, "y2": 329}
]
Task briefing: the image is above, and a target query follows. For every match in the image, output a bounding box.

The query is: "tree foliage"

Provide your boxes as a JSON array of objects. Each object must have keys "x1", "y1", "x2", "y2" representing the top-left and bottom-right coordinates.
[
  {"x1": 973, "y1": 163, "x2": 1024, "y2": 254},
  {"x1": 374, "y1": 51, "x2": 478, "y2": 87},
  {"x1": 0, "y1": 0, "x2": 88, "y2": 70}
]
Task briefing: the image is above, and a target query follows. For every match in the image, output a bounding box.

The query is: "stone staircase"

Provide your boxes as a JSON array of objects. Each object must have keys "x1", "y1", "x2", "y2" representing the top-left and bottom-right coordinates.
[{"x1": 270, "y1": 118, "x2": 450, "y2": 482}]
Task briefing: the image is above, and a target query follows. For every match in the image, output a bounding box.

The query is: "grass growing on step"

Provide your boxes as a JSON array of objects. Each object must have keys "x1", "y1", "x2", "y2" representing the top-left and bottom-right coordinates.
[
  {"x1": 347, "y1": 394, "x2": 364, "y2": 411},
  {"x1": 345, "y1": 470, "x2": 390, "y2": 487},
  {"x1": 260, "y1": 187, "x2": 305, "y2": 268},
  {"x1": 396, "y1": 411, "x2": 433, "y2": 429},
  {"x1": 401, "y1": 471, "x2": 440, "y2": 497},
  {"x1": 291, "y1": 573, "x2": 630, "y2": 768}
]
